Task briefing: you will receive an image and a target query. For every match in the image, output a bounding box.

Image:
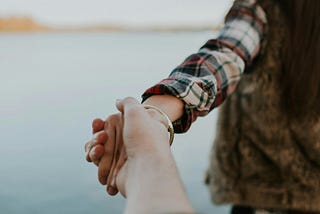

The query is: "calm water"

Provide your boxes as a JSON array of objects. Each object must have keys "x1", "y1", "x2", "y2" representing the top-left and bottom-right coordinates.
[{"x1": 0, "y1": 32, "x2": 230, "y2": 213}]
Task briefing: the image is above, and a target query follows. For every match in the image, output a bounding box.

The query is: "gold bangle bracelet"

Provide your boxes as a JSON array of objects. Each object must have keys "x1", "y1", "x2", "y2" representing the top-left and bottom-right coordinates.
[{"x1": 143, "y1": 105, "x2": 174, "y2": 146}]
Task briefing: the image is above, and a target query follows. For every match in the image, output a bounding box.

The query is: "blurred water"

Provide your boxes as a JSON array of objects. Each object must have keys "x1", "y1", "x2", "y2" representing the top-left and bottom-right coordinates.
[{"x1": 0, "y1": 31, "x2": 230, "y2": 213}]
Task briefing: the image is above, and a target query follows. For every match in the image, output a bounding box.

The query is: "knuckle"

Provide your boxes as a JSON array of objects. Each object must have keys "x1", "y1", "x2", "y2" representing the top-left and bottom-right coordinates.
[
  {"x1": 106, "y1": 114, "x2": 120, "y2": 124},
  {"x1": 126, "y1": 106, "x2": 143, "y2": 118},
  {"x1": 123, "y1": 96, "x2": 136, "y2": 103},
  {"x1": 97, "y1": 131, "x2": 107, "y2": 142}
]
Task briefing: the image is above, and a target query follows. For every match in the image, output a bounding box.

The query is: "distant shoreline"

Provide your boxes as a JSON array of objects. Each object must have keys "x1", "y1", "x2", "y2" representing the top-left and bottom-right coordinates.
[{"x1": 0, "y1": 17, "x2": 221, "y2": 33}]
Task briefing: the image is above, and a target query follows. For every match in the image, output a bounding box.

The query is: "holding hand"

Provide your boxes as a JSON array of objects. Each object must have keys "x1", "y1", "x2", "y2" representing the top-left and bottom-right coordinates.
[
  {"x1": 85, "y1": 113, "x2": 126, "y2": 195},
  {"x1": 113, "y1": 97, "x2": 194, "y2": 213},
  {"x1": 85, "y1": 98, "x2": 174, "y2": 196},
  {"x1": 85, "y1": 97, "x2": 193, "y2": 213}
]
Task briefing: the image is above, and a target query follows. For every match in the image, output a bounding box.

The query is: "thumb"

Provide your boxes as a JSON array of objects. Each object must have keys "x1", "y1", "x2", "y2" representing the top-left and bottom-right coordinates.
[
  {"x1": 115, "y1": 97, "x2": 140, "y2": 114},
  {"x1": 116, "y1": 97, "x2": 150, "y2": 141}
]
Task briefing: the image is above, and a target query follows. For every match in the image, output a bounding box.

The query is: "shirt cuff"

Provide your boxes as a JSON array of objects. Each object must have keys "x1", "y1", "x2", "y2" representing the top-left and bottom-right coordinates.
[{"x1": 142, "y1": 78, "x2": 211, "y2": 133}]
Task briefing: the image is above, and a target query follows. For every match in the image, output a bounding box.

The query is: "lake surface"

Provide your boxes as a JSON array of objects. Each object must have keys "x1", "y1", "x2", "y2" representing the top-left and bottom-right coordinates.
[{"x1": 0, "y1": 31, "x2": 230, "y2": 213}]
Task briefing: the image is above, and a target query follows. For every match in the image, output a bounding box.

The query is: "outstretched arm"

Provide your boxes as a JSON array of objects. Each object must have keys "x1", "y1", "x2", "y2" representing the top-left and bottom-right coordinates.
[
  {"x1": 142, "y1": 0, "x2": 267, "y2": 133},
  {"x1": 84, "y1": 96, "x2": 183, "y2": 196},
  {"x1": 85, "y1": 0, "x2": 267, "y2": 195}
]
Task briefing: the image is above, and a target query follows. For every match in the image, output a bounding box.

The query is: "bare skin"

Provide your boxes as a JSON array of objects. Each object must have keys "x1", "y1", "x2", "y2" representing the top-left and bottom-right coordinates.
[
  {"x1": 85, "y1": 95, "x2": 184, "y2": 195},
  {"x1": 111, "y1": 97, "x2": 194, "y2": 213}
]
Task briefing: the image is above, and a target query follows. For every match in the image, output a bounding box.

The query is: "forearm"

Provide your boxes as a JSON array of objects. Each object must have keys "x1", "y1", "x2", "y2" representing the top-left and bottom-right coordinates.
[
  {"x1": 141, "y1": 1, "x2": 267, "y2": 133},
  {"x1": 143, "y1": 95, "x2": 184, "y2": 123},
  {"x1": 124, "y1": 152, "x2": 194, "y2": 214}
]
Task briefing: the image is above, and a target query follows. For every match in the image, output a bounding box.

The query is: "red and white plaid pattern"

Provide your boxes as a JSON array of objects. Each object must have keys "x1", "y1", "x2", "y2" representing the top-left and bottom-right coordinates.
[{"x1": 142, "y1": 0, "x2": 267, "y2": 133}]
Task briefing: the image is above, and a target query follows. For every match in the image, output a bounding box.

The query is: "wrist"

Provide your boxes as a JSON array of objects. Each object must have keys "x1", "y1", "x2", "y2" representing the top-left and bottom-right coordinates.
[
  {"x1": 142, "y1": 95, "x2": 184, "y2": 122},
  {"x1": 125, "y1": 149, "x2": 194, "y2": 214},
  {"x1": 144, "y1": 105, "x2": 174, "y2": 145}
]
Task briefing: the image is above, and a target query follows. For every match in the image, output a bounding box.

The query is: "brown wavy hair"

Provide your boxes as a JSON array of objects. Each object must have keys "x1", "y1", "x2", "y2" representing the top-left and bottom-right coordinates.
[{"x1": 279, "y1": 0, "x2": 320, "y2": 120}]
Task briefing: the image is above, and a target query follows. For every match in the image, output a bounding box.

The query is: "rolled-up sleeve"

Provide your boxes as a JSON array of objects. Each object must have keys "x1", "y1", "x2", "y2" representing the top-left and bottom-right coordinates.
[{"x1": 142, "y1": 0, "x2": 267, "y2": 133}]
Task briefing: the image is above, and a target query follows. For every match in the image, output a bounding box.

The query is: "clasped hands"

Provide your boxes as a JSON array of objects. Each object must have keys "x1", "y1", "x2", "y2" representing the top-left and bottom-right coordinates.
[{"x1": 84, "y1": 97, "x2": 172, "y2": 196}]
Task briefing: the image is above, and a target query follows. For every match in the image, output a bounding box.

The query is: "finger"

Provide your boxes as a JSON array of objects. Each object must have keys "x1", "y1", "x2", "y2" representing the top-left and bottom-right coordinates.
[
  {"x1": 85, "y1": 139, "x2": 98, "y2": 162},
  {"x1": 117, "y1": 97, "x2": 149, "y2": 131},
  {"x1": 98, "y1": 124, "x2": 116, "y2": 185},
  {"x1": 106, "y1": 138, "x2": 122, "y2": 188},
  {"x1": 88, "y1": 131, "x2": 108, "y2": 160},
  {"x1": 85, "y1": 130, "x2": 108, "y2": 152},
  {"x1": 85, "y1": 139, "x2": 94, "y2": 161},
  {"x1": 106, "y1": 185, "x2": 119, "y2": 196},
  {"x1": 106, "y1": 148, "x2": 126, "y2": 195},
  {"x1": 106, "y1": 117, "x2": 124, "y2": 194},
  {"x1": 118, "y1": 147, "x2": 128, "y2": 166},
  {"x1": 89, "y1": 144, "x2": 104, "y2": 165},
  {"x1": 116, "y1": 162, "x2": 128, "y2": 198},
  {"x1": 112, "y1": 147, "x2": 127, "y2": 178},
  {"x1": 85, "y1": 130, "x2": 108, "y2": 162},
  {"x1": 115, "y1": 97, "x2": 140, "y2": 114},
  {"x1": 92, "y1": 118, "x2": 105, "y2": 134},
  {"x1": 107, "y1": 146, "x2": 121, "y2": 196}
]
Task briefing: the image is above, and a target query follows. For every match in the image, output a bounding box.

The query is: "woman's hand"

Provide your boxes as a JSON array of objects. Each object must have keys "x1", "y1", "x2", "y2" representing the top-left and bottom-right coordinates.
[
  {"x1": 85, "y1": 118, "x2": 106, "y2": 165},
  {"x1": 85, "y1": 114, "x2": 127, "y2": 195},
  {"x1": 84, "y1": 109, "x2": 171, "y2": 195}
]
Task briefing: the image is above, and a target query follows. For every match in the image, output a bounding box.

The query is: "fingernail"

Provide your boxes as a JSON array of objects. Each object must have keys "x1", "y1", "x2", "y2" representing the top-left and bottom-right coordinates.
[{"x1": 107, "y1": 186, "x2": 118, "y2": 195}]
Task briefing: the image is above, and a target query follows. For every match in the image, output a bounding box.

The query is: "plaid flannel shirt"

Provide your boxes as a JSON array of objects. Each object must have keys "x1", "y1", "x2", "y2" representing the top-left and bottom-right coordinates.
[{"x1": 142, "y1": 0, "x2": 267, "y2": 133}]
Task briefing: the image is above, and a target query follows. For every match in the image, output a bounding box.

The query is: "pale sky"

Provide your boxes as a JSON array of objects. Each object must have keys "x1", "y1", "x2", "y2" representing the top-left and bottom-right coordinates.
[{"x1": 0, "y1": 0, "x2": 232, "y2": 26}]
